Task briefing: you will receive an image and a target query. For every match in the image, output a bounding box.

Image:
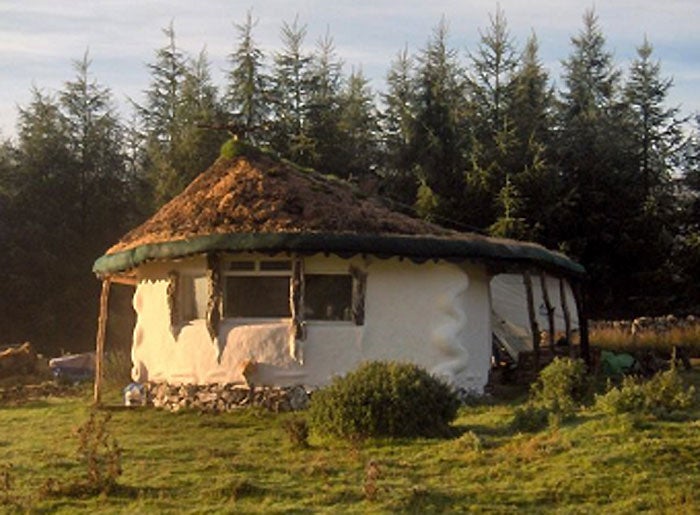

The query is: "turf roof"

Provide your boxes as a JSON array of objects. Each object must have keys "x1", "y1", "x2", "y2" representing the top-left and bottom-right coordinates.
[{"x1": 94, "y1": 152, "x2": 584, "y2": 277}]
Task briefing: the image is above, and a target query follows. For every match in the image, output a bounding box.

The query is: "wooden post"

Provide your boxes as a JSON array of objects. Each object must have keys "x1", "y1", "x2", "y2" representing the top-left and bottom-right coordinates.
[
  {"x1": 288, "y1": 256, "x2": 306, "y2": 363},
  {"x1": 523, "y1": 270, "x2": 541, "y2": 372},
  {"x1": 539, "y1": 273, "x2": 555, "y2": 350},
  {"x1": 93, "y1": 277, "x2": 112, "y2": 405},
  {"x1": 559, "y1": 278, "x2": 573, "y2": 358},
  {"x1": 573, "y1": 281, "x2": 590, "y2": 367}
]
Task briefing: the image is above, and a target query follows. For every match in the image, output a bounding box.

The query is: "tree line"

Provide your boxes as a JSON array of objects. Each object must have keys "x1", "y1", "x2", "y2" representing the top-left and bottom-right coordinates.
[{"x1": 1, "y1": 8, "x2": 699, "y2": 354}]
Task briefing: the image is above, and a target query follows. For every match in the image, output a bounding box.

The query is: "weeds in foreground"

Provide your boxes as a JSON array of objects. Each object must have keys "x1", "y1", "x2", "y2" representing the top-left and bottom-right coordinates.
[
  {"x1": 282, "y1": 417, "x2": 309, "y2": 449},
  {"x1": 596, "y1": 367, "x2": 696, "y2": 418},
  {"x1": 363, "y1": 459, "x2": 381, "y2": 501},
  {"x1": 41, "y1": 410, "x2": 123, "y2": 498}
]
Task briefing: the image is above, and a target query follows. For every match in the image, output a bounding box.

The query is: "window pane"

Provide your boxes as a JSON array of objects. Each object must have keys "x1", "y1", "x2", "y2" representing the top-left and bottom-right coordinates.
[
  {"x1": 225, "y1": 276, "x2": 291, "y2": 318},
  {"x1": 304, "y1": 275, "x2": 352, "y2": 321},
  {"x1": 229, "y1": 261, "x2": 255, "y2": 271},
  {"x1": 181, "y1": 275, "x2": 208, "y2": 321},
  {"x1": 259, "y1": 260, "x2": 292, "y2": 271}
]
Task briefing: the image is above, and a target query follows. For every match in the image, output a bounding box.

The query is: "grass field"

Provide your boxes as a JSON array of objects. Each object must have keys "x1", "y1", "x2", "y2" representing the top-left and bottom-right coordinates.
[{"x1": 0, "y1": 371, "x2": 698, "y2": 514}]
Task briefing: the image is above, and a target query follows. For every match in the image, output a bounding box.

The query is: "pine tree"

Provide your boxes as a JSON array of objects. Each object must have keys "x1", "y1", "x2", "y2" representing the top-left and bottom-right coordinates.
[
  {"x1": 506, "y1": 33, "x2": 559, "y2": 243},
  {"x1": 304, "y1": 30, "x2": 344, "y2": 174},
  {"x1": 625, "y1": 38, "x2": 683, "y2": 197},
  {"x1": 468, "y1": 6, "x2": 518, "y2": 135},
  {"x1": 137, "y1": 25, "x2": 224, "y2": 206},
  {"x1": 337, "y1": 67, "x2": 380, "y2": 181},
  {"x1": 225, "y1": 10, "x2": 269, "y2": 143},
  {"x1": 269, "y1": 17, "x2": 314, "y2": 164},
  {"x1": 556, "y1": 9, "x2": 637, "y2": 315},
  {"x1": 464, "y1": 7, "x2": 519, "y2": 230},
  {"x1": 381, "y1": 47, "x2": 418, "y2": 205},
  {"x1": 411, "y1": 17, "x2": 468, "y2": 225}
]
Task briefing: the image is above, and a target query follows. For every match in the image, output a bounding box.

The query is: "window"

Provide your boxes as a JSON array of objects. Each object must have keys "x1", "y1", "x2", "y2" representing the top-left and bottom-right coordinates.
[
  {"x1": 180, "y1": 274, "x2": 208, "y2": 321},
  {"x1": 304, "y1": 274, "x2": 352, "y2": 321},
  {"x1": 221, "y1": 258, "x2": 363, "y2": 325},
  {"x1": 224, "y1": 259, "x2": 292, "y2": 318}
]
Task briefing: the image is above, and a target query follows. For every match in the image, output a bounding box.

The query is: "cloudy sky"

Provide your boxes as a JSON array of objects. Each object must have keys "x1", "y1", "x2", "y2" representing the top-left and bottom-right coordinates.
[{"x1": 1, "y1": 0, "x2": 698, "y2": 137}]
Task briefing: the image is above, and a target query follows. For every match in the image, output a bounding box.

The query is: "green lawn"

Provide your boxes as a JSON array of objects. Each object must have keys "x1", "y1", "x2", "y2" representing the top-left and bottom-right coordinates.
[{"x1": 0, "y1": 372, "x2": 698, "y2": 514}]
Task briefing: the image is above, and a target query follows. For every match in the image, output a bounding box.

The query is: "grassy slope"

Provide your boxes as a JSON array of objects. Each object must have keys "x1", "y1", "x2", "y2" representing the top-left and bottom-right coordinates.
[{"x1": 0, "y1": 373, "x2": 698, "y2": 514}]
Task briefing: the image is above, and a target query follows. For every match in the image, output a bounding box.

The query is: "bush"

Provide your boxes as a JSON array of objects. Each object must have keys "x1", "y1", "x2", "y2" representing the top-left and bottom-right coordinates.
[
  {"x1": 530, "y1": 357, "x2": 588, "y2": 417},
  {"x1": 510, "y1": 405, "x2": 550, "y2": 433},
  {"x1": 596, "y1": 367, "x2": 696, "y2": 418},
  {"x1": 308, "y1": 361, "x2": 460, "y2": 439}
]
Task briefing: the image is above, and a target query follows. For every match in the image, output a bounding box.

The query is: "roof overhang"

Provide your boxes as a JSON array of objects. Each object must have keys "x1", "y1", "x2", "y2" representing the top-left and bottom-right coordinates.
[{"x1": 93, "y1": 231, "x2": 585, "y2": 279}]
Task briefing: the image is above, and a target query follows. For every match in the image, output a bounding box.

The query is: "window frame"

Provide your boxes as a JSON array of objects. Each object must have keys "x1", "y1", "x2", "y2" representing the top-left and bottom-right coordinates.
[
  {"x1": 303, "y1": 271, "x2": 354, "y2": 325},
  {"x1": 222, "y1": 258, "x2": 293, "y2": 321},
  {"x1": 218, "y1": 256, "x2": 366, "y2": 328}
]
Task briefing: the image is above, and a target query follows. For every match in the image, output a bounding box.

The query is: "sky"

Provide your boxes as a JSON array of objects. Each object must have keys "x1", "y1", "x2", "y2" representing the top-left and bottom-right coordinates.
[{"x1": 1, "y1": 0, "x2": 699, "y2": 138}]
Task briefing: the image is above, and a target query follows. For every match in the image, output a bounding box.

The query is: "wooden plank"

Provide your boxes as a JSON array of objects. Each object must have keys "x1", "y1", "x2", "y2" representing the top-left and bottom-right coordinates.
[
  {"x1": 539, "y1": 273, "x2": 555, "y2": 348},
  {"x1": 93, "y1": 277, "x2": 112, "y2": 405},
  {"x1": 522, "y1": 270, "x2": 541, "y2": 372}
]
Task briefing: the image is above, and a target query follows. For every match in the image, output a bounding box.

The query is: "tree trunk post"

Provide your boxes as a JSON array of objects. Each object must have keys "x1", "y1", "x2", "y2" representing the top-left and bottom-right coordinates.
[
  {"x1": 523, "y1": 270, "x2": 541, "y2": 373},
  {"x1": 559, "y1": 278, "x2": 573, "y2": 358},
  {"x1": 93, "y1": 277, "x2": 112, "y2": 405},
  {"x1": 573, "y1": 280, "x2": 590, "y2": 367},
  {"x1": 539, "y1": 273, "x2": 555, "y2": 350}
]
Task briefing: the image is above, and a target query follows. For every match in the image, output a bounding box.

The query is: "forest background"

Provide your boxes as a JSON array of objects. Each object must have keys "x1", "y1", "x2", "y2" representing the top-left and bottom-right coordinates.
[{"x1": 1, "y1": 8, "x2": 699, "y2": 355}]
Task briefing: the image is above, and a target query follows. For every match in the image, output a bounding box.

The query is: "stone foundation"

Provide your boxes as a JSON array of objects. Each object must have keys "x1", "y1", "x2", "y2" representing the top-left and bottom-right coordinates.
[{"x1": 142, "y1": 382, "x2": 310, "y2": 413}]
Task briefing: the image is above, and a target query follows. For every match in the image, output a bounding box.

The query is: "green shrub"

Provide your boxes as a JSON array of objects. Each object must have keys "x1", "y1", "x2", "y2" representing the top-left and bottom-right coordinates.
[
  {"x1": 308, "y1": 361, "x2": 460, "y2": 439},
  {"x1": 510, "y1": 405, "x2": 550, "y2": 433},
  {"x1": 530, "y1": 357, "x2": 588, "y2": 417},
  {"x1": 219, "y1": 138, "x2": 262, "y2": 160},
  {"x1": 596, "y1": 368, "x2": 696, "y2": 417}
]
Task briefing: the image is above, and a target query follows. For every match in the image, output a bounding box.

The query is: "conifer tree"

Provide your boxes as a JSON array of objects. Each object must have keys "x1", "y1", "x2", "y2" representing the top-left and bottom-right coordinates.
[
  {"x1": 269, "y1": 17, "x2": 314, "y2": 164},
  {"x1": 304, "y1": 31, "x2": 344, "y2": 174},
  {"x1": 411, "y1": 17, "x2": 468, "y2": 224},
  {"x1": 464, "y1": 7, "x2": 519, "y2": 230},
  {"x1": 225, "y1": 10, "x2": 269, "y2": 143},
  {"x1": 381, "y1": 47, "x2": 418, "y2": 206},
  {"x1": 505, "y1": 33, "x2": 559, "y2": 243},
  {"x1": 337, "y1": 67, "x2": 380, "y2": 181},
  {"x1": 137, "y1": 25, "x2": 224, "y2": 206},
  {"x1": 556, "y1": 9, "x2": 637, "y2": 314}
]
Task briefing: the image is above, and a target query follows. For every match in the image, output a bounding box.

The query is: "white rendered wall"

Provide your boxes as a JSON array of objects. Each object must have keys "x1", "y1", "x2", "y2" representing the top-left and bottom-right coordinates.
[{"x1": 130, "y1": 254, "x2": 492, "y2": 392}]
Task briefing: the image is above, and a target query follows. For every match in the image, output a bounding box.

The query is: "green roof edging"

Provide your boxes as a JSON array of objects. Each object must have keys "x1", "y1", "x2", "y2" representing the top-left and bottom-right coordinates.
[{"x1": 93, "y1": 232, "x2": 585, "y2": 277}]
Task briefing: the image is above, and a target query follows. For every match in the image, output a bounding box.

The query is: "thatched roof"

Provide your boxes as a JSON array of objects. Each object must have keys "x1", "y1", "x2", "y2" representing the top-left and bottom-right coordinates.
[{"x1": 94, "y1": 150, "x2": 584, "y2": 277}]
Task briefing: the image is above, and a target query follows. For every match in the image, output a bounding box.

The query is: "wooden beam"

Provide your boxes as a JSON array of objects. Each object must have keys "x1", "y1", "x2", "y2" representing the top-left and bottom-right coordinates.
[
  {"x1": 93, "y1": 277, "x2": 112, "y2": 405},
  {"x1": 539, "y1": 273, "x2": 555, "y2": 349},
  {"x1": 559, "y1": 278, "x2": 573, "y2": 358},
  {"x1": 522, "y1": 270, "x2": 541, "y2": 372}
]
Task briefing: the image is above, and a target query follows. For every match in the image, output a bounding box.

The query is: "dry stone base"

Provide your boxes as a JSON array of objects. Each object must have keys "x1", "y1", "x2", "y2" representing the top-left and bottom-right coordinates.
[{"x1": 143, "y1": 382, "x2": 310, "y2": 413}]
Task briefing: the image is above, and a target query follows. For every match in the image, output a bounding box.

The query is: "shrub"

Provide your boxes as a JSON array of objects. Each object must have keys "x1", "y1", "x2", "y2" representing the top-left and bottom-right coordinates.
[
  {"x1": 308, "y1": 361, "x2": 460, "y2": 439},
  {"x1": 510, "y1": 405, "x2": 550, "y2": 433},
  {"x1": 596, "y1": 367, "x2": 696, "y2": 417},
  {"x1": 530, "y1": 357, "x2": 588, "y2": 417}
]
